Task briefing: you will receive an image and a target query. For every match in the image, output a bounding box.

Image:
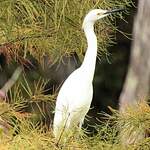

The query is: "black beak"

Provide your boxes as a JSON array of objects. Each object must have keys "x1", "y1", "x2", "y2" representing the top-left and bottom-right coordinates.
[{"x1": 104, "y1": 8, "x2": 125, "y2": 15}]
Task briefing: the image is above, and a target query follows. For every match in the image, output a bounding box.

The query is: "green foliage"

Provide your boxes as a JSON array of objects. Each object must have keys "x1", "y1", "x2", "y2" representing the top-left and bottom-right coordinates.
[
  {"x1": 0, "y1": 0, "x2": 133, "y2": 63},
  {"x1": 0, "y1": 102, "x2": 149, "y2": 150},
  {"x1": 1, "y1": 1, "x2": 147, "y2": 150},
  {"x1": 116, "y1": 101, "x2": 150, "y2": 147}
]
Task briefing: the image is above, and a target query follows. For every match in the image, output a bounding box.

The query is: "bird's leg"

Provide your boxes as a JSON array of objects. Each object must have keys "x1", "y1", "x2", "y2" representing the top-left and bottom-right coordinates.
[
  {"x1": 78, "y1": 117, "x2": 84, "y2": 132},
  {"x1": 55, "y1": 112, "x2": 70, "y2": 146}
]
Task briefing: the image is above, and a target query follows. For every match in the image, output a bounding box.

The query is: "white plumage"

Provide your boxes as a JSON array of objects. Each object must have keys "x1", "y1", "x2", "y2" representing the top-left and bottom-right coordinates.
[{"x1": 53, "y1": 8, "x2": 124, "y2": 139}]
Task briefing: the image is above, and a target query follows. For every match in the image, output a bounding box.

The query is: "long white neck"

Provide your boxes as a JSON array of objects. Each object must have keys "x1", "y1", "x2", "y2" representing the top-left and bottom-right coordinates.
[{"x1": 81, "y1": 22, "x2": 97, "y2": 83}]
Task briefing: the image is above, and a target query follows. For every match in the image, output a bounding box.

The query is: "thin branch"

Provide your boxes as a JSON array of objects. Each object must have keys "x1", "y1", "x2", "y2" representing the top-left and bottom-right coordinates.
[
  {"x1": 0, "y1": 33, "x2": 55, "y2": 48},
  {"x1": 0, "y1": 66, "x2": 22, "y2": 99}
]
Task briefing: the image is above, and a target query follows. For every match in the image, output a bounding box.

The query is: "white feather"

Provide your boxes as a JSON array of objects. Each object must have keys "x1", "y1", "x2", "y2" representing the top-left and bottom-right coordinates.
[{"x1": 53, "y1": 8, "x2": 116, "y2": 139}]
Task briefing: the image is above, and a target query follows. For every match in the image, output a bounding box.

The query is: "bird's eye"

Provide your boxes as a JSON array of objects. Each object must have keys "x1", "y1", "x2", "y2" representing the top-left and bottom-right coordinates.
[{"x1": 97, "y1": 13, "x2": 102, "y2": 15}]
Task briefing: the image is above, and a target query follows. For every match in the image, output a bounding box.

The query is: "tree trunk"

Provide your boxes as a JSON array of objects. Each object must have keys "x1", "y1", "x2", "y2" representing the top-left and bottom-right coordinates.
[
  {"x1": 119, "y1": 0, "x2": 150, "y2": 145},
  {"x1": 119, "y1": 0, "x2": 150, "y2": 111}
]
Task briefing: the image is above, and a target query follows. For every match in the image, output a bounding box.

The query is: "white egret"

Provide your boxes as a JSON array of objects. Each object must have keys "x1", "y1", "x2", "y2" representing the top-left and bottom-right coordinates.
[{"x1": 53, "y1": 8, "x2": 124, "y2": 139}]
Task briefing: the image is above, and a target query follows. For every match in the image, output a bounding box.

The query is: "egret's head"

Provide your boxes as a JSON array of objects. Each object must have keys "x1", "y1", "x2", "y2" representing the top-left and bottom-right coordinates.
[{"x1": 82, "y1": 8, "x2": 124, "y2": 29}]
